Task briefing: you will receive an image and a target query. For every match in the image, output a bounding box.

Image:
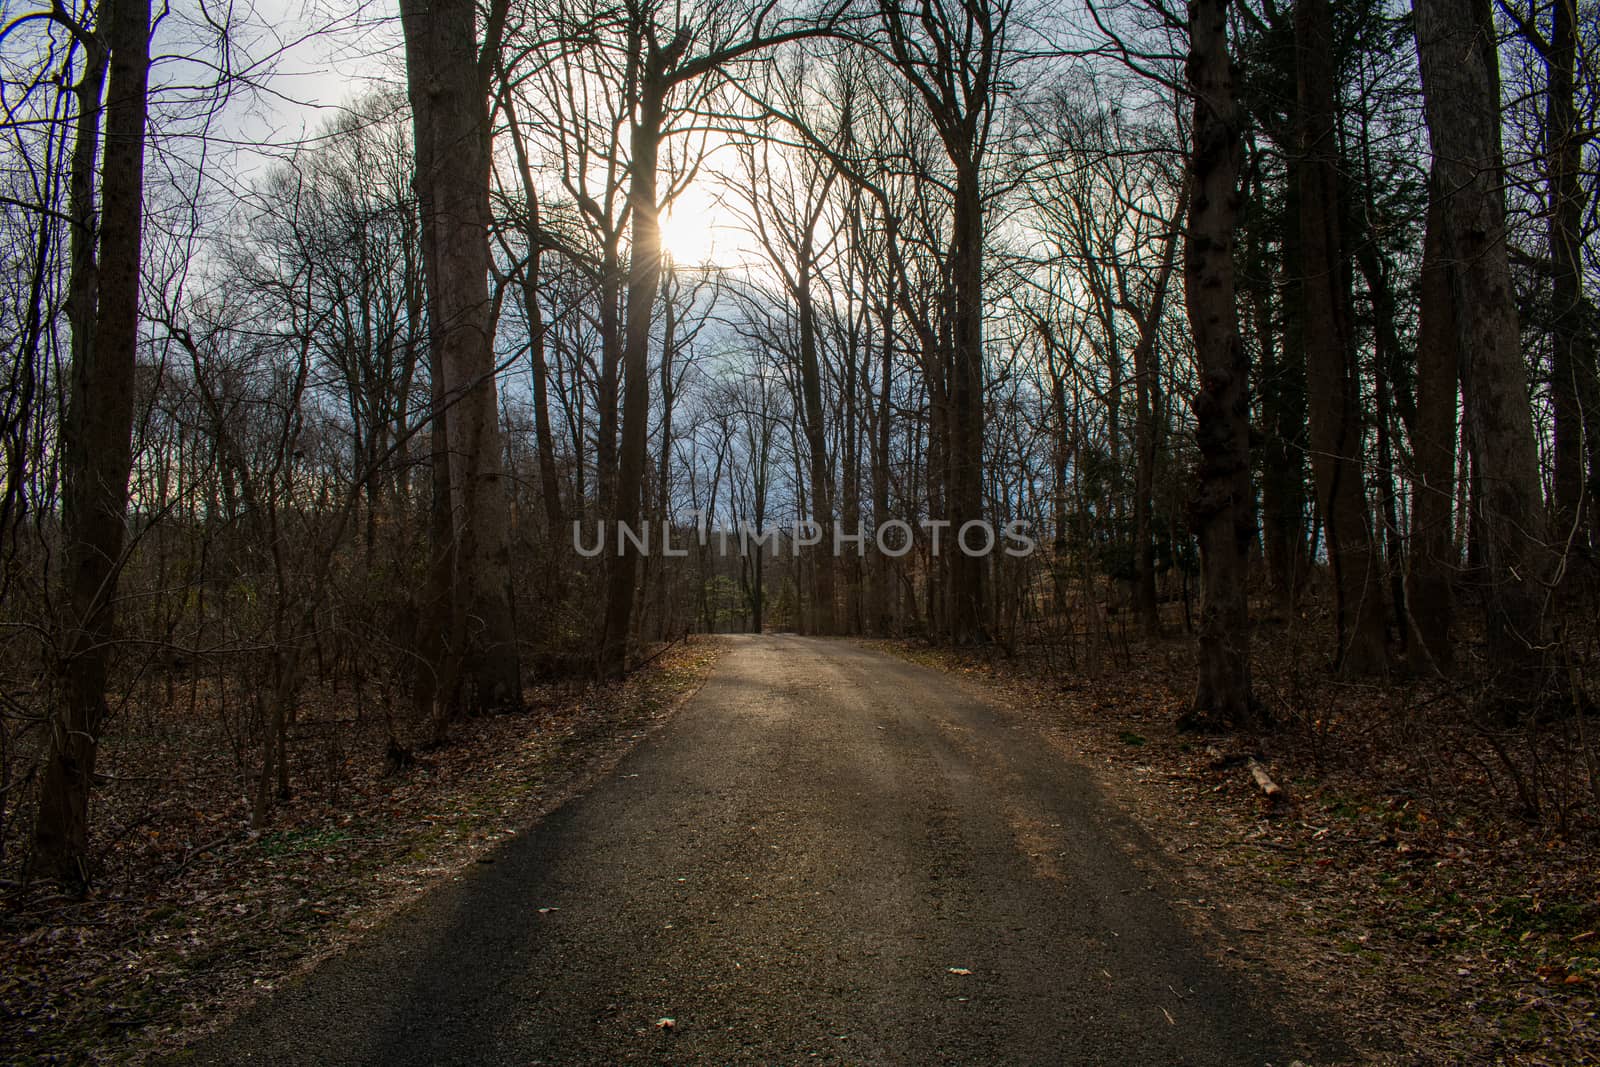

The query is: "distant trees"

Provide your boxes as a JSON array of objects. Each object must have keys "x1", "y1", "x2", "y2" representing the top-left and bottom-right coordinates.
[
  {"x1": 1541, "y1": 0, "x2": 1594, "y2": 558},
  {"x1": 1072, "y1": 0, "x2": 1598, "y2": 716},
  {"x1": 1021, "y1": 87, "x2": 1186, "y2": 640},
  {"x1": 593, "y1": 0, "x2": 846, "y2": 676},
  {"x1": 726, "y1": 130, "x2": 841, "y2": 635},
  {"x1": 1501, "y1": 0, "x2": 1599, "y2": 565},
  {"x1": 871, "y1": 0, "x2": 1011, "y2": 644}
]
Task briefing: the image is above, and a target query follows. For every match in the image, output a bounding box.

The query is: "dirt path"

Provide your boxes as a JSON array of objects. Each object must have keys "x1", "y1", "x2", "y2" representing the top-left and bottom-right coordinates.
[{"x1": 187, "y1": 635, "x2": 1333, "y2": 1065}]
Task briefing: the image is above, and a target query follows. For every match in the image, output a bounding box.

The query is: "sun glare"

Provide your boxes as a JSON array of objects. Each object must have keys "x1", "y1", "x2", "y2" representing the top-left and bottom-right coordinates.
[{"x1": 658, "y1": 200, "x2": 720, "y2": 267}]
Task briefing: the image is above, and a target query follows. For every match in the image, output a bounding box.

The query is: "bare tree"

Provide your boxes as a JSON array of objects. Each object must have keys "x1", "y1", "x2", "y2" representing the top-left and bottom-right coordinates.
[
  {"x1": 726, "y1": 123, "x2": 841, "y2": 633},
  {"x1": 1296, "y1": 0, "x2": 1388, "y2": 676},
  {"x1": 596, "y1": 0, "x2": 843, "y2": 675},
  {"x1": 31, "y1": 0, "x2": 152, "y2": 884},
  {"x1": 1408, "y1": 173, "x2": 1459, "y2": 669},
  {"x1": 399, "y1": 0, "x2": 521, "y2": 711},
  {"x1": 1415, "y1": 0, "x2": 1551, "y2": 691},
  {"x1": 1181, "y1": 0, "x2": 1259, "y2": 729},
  {"x1": 869, "y1": 0, "x2": 1016, "y2": 643}
]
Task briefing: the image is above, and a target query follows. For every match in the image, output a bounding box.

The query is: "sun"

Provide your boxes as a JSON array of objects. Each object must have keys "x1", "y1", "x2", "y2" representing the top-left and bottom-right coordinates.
[{"x1": 657, "y1": 198, "x2": 720, "y2": 267}]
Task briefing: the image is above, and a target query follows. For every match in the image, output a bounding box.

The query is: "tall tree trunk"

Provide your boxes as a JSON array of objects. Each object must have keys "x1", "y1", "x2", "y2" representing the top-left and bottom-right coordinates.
[
  {"x1": 946, "y1": 164, "x2": 987, "y2": 643},
  {"x1": 871, "y1": 295, "x2": 894, "y2": 634},
  {"x1": 400, "y1": 0, "x2": 521, "y2": 710},
  {"x1": 416, "y1": 371, "x2": 462, "y2": 740},
  {"x1": 504, "y1": 98, "x2": 565, "y2": 537},
  {"x1": 1414, "y1": 0, "x2": 1551, "y2": 689},
  {"x1": 926, "y1": 353, "x2": 948, "y2": 637},
  {"x1": 525, "y1": 236, "x2": 568, "y2": 605},
  {"x1": 504, "y1": 102, "x2": 567, "y2": 622},
  {"x1": 1181, "y1": 0, "x2": 1259, "y2": 730},
  {"x1": 1050, "y1": 365, "x2": 1070, "y2": 618},
  {"x1": 1354, "y1": 233, "x2": 1416, "y2": 651},
  {"x1": 32, "y1": 0, "x2": 150, "y2": 884},
  {"x1": 1546, "y1": 0, "x2": 1591, "y2": 563},
  {"x1": 596, "y1": 244, "x2": 623, "y2": 518},
  {"x1": 1257, "y1": 160, "x2": 1310, "y2": 614},
  {"x1": 1407, "y1": 178, "x2": 1458, "y2": 669},
  {"x1": 599, "y1": 66, "x2": 667, "y2": 677},
  {"x1": 842, "y1": 386, "x2": 862, "y2": 634},
  {"x1": 653, "y1": 267, "x2": 680, "y2": 639},
  {"x1": 1132, "y1": 187, "x2": 1186, "y2": 638},
  {"x1": 796, "y1": 228, "x2": 835, "y2": 635},
  {"x1": 1352, "y1": 101, "x2": 1418, "y2": 648},
  {"x1": 1297, "y1": 0, "x2": 1388, "y2": 676},
  {"x1": 840, "y1": 284, "x2": 864, "y2": 634},
  {"x1": 411, "y1": 78, "x2": 463, "y2": 736},
  {"x1": 64, "y1": 32, "x2": 109, "y2": 429}
]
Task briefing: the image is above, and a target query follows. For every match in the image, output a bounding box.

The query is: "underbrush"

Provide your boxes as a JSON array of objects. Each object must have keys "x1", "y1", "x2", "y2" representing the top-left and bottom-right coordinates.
[{"x1": 0, "y1": 638, "x2": 722, "y2": 1064}]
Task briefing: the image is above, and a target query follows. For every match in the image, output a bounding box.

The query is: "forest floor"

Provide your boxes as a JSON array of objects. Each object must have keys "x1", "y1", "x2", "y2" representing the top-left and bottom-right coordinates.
[
  {"x1": 885, "y1": 625, "x2": 1600, "y2": 1067},
  {"x1": 0, "y1": 637, "x2": 725, "y2": 1064}
]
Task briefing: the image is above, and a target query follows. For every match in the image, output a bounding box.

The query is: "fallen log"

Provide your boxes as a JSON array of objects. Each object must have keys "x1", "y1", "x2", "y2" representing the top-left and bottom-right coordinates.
[{"x1": 1246, "y1": 757, "x2": 1285, "y2": 803}]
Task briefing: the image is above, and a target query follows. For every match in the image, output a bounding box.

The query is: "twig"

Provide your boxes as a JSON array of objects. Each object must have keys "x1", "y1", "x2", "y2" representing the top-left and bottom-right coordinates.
[
  {"x1": 630, "y1": 632, "x2": 690, "y2": 673},
  {"x1": 171, "y1": 833, "x2": 236, "y2": 877}
]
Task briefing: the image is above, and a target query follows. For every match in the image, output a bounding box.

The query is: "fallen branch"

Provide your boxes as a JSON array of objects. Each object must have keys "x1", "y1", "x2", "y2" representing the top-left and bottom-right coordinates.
[
  {"x1": 170, "y1": 833, "x2": 238, "y2": 877},
  {"x1": 1247, "y1": 757, "x2": 1286, "y2": 803},
  {"x1": 631, "y1": 632, "x2": 690, "y2": 673}
]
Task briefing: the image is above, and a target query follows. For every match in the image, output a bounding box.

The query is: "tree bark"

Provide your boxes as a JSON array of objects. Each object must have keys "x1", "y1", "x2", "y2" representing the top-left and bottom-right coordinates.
[
  {"x1": 596, "y1": 242, "x2": 623, "y2": 518},
  {"x1": 946, "y1": 164, "x2": 988, "y2": 643},
  {"x1": 1182, "y1": 0, "x2": 1260, "y2": 729},
  {"x1": 1407, "y1": 177, "x2": 1458, "y2": 669},
  {"x1": 1296, "y1": 0, "x2": 1388, "y2": 676},
  {"x1": 1184, "y1": 0, "x2": 1254, "y2": 729},
  {"x1": 32, "y1": 0, "x2": 150, "y2": 884},
  {"x1": 652, "y1": 266, "x2": 681, "y2": 640},
  {"x1": 1545, "y1": 0, "x2": 1592, "y2": 562},
  {"x1": 599, "y1": 57, "x2": 669, "y2": 677},
  {"x1": 1414, "y1": 0, "x2": 1551, "y2": 688},
  {"x1": 796, "y1": 209, "x2": 836, "y2": 636},
  {"x1": 871, "y1": 292, "x2": 895, "y2": 634},
  {"x1": 400, "y1": 0, "x2": 521, "y2": 710}
]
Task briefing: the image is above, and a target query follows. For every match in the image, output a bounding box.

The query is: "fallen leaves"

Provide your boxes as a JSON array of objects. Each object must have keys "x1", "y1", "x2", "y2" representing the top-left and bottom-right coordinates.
[
  {"x1": 883, "y1": 634, "x2": 1600, "y2": 1067},
  {"x1": 0, "y1": 638, "x2": 725, "y2": 1064}
]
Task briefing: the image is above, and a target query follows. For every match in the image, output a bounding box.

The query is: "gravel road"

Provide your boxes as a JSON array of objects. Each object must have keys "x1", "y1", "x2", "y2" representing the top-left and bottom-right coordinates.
[{"x1": 190, "y1": 635, "x2": 1328, "y2": 1066}]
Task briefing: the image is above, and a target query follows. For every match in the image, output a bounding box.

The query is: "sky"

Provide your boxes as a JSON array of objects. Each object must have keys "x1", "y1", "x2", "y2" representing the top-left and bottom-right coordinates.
[
  {"x1": 211, "y1": 0, "x2": 750, "y2": 270},
  {"x1": 208, "y1": 0, "x2": 402, "y2": 166}
]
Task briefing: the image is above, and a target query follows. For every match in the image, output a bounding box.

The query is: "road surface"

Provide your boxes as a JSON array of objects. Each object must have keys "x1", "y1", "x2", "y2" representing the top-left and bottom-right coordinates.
[{"x1": 190, "y1": 635, "x2": 1327, "y2": 1065}]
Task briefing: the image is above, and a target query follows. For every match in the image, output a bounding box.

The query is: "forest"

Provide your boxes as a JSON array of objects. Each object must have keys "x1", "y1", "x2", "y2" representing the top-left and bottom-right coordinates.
[{"x1": 2, "y1": 0, "x2": 1600, "y2": 1061}]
